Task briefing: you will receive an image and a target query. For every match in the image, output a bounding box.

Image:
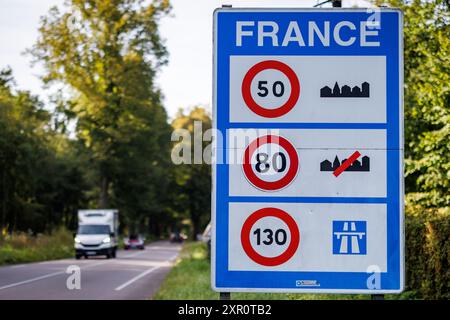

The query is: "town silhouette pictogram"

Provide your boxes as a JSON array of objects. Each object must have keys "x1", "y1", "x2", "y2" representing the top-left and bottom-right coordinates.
[{"x1": 320, "y1": 81, "x2": 370, "y2": 98}]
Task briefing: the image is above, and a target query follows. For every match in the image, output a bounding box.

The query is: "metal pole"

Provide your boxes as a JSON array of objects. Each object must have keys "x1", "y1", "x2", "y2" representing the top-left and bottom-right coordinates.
[
  {"x1": 220, "y1": 292, "x2": 231, "y2": 300},
  {"x1": 371, "y1": 294, "x2": 385, "y2": 300}
]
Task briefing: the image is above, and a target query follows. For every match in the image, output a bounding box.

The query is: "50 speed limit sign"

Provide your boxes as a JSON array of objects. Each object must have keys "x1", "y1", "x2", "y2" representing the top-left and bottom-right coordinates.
[
  {"x1": 241, "y1": 60, "x2": 300, "y2": 118},
  {"x1": 212, "y1": 8, "x2": 404, "y2": 294}
]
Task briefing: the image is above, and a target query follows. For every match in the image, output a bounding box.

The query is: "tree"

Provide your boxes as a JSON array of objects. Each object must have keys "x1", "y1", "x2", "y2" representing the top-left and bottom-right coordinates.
[
  {"x1": 0, "y1": 68, "x2": 87, "y2": 232},
  {"x1": 171, "y1": 107, "x2": 212, "y2": 240},
  {"x1": 29, "y1": 0, "x2": 172, "y2": 210},
  {"x1": 375, "y1": 0, "x2": 449, "y2": 207}
]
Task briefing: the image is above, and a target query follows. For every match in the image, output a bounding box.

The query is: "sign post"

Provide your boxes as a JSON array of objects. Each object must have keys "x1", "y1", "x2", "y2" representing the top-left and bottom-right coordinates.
[{"x1": 212, "y1": 7, "x2": 404, "y2": 295}]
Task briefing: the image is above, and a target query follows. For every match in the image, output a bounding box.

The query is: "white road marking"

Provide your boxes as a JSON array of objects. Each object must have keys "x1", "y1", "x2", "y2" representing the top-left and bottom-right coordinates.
[
  {"x1": 0, "y1": 260, "x2": 108, "y2": 291},
  {"x1": 148, "y1": 246, "x2": 181, "y2": 251},
  {"x1": 114, "y1": 266, "x2": 160, "y2": 291},
  {"x1": 0, "y1": 270, "x2": 65, "y2": 291},
  {"x1": 169, "y1": 254, "x2": 179, "y2": 261}
]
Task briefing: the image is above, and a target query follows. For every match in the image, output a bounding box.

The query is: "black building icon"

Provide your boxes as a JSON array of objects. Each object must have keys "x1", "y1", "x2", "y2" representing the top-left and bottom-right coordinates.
[
  {"x1": 320, "y1": 82, "x2": 370, "y2": 98},
  {"x1": 320, "y1": 155, "x2": 370, "y2": 172}
]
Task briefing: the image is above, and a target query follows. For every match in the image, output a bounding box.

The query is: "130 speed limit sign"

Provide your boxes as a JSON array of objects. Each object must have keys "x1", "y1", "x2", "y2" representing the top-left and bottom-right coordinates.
[{"x1": 241, "y1": 207, "x2": 300, "y2": 267}]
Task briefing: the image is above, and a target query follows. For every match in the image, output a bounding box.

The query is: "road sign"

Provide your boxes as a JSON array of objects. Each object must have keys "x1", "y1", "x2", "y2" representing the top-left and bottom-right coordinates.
[
  {"x1": 212, "y1": 8, "x2": 404, "y2": 293},
  {"x1": 243, "y1": 135, "x2": 299, "y2": 191},
  {"x1": 241, "y1": 207, "x2": 300, "y2": 266}
]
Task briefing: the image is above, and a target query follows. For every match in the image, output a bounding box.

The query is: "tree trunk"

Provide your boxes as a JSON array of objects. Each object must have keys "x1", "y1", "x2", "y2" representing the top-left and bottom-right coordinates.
[
  {"x1": 191, "y1": 215, "x2": 200, "y2": 241},
  {"x1": 98, "y1": 176, "x2": 109, "y2": 208}
]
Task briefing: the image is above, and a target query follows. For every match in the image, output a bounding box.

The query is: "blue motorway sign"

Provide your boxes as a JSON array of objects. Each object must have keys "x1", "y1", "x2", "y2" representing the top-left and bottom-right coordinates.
[{"x1": 212, "y1": 8, "x2": 404, "y2": 293}]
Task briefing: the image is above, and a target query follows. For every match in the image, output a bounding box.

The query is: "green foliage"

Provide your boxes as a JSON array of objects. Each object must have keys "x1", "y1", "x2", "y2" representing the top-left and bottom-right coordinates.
[
  {"x1": 404, "y1": 205, "x2": 449, "y2": 299},
  {"x1": 0, "y1": 68, "x2": 88, "y2": 232},
  {"x1": 0, "y1": 227, "x2": 73, "y2": 265},
  {"x1": 171, "y1": 107, "x2": 212, "y2": 239},
  {"x1": 377, "y1": 0, "x2": 450, "y2": 207}
]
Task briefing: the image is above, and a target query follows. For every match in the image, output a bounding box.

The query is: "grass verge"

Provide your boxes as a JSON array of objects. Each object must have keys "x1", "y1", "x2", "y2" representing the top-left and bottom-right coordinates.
[{"x1": 0, "y1": 227, "x2": 73, "y2": 266}]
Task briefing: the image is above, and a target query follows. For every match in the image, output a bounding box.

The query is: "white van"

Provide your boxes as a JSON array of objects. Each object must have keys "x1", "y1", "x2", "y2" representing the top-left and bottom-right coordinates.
[{"x1": 74, "y1": 209, "x2": 119, "y2": 259}]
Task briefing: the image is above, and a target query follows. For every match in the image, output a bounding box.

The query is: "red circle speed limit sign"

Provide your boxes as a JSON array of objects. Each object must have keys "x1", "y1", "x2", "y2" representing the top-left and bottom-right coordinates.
[
  {"x1": 241, "y1": 60, "x2": 300, "y2": 118},
  {"x1": 243, "y1": 135, "x2": 299, "y2": 191},
  {"x1": 241, "y1": 207, "x2": 300, "y2": 267}
]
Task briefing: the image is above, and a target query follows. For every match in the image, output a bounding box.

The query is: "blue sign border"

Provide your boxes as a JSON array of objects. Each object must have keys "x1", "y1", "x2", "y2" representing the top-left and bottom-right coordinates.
[{"x1": 212, "y1": 8, "x2": 404, "y2": 293}]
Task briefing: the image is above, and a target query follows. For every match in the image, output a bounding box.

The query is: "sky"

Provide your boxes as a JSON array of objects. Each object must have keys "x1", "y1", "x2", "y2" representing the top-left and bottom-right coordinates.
[{"x1": 0, "y1": 0, "x2": 373, "y2": 120}]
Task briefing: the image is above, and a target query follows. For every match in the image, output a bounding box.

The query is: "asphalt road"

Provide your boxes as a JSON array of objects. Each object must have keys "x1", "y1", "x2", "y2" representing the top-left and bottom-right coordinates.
[{"x1": 0, "y1": 240, "x2": 182, "y2": 300}]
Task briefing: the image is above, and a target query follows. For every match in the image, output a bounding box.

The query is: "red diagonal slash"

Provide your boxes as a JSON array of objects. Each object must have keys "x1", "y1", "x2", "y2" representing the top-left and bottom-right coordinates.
[{"x1": 333, "y1": 151, "x2": 362, "y2": 177}]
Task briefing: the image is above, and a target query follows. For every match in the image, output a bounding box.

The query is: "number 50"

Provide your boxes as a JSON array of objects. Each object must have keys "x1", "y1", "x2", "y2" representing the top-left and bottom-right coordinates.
[{"x1": 257, "y1": 81, "x2": 285, "y2": 98}]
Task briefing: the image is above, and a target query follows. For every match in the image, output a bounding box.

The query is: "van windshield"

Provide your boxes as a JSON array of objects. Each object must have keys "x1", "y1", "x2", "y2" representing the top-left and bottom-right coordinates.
[{"x1": 78, "y1": 225, "x2": 110, "y2": 235}]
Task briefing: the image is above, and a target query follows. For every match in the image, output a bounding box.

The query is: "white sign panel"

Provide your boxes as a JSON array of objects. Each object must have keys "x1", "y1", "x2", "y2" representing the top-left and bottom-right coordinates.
[{"x1": 230, "y1": 56, "x2": 387, "y2": 123}]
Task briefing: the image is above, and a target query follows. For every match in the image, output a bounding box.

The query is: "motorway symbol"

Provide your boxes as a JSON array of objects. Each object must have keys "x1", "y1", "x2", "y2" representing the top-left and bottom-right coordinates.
[
  {"x1": 242, "y1": 60, "x2": 300, "y2": 118},
  {"x1": 241, "y1": 207, "x2": 300, "y2": 266},
  {"x1": 333, "y1": 221, "x2": 367, "y2": 255},
  {"x1": 243, "y1": 135, "x2": 299, "y2": 191}
]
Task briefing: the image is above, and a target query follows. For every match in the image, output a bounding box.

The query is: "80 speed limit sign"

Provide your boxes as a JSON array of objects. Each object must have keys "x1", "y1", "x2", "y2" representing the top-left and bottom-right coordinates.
[{"x1": 243, "y1": 135, "x2": 299, "y2": 191}]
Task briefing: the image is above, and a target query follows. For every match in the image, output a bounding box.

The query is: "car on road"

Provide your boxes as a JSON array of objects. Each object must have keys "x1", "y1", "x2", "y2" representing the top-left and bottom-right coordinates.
[
  {"x1": 169, "y1": 231, "x2": 187, "y2": 243},
  {"x1": 123, "y1": 234, "x2": 145, "y2": 250}
]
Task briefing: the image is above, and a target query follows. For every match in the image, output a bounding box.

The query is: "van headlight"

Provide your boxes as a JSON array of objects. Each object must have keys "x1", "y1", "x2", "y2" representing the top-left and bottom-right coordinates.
[
  {"x1": 74, "y1": 237, "x2": 81, "y2": 244},
  {"x1": 102, "y1": 237, "x2": 111, "y2": 244}
]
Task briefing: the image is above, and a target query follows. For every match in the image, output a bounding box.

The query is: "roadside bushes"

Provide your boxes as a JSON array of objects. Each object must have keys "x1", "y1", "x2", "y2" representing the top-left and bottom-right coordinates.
[
  {"x1": 0, "y1": 227, "x2": 73, "y2": 265},
  {"x1": 405, "y1": 205, "x2": 450, "y2": 299}
]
